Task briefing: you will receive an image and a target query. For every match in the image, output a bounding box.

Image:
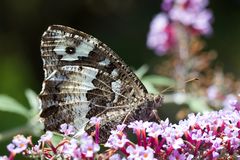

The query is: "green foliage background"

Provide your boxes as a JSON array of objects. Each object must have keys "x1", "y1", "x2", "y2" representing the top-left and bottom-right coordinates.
[{"x1": 0, "y1": 0, "x2": 240, "y2": 155}]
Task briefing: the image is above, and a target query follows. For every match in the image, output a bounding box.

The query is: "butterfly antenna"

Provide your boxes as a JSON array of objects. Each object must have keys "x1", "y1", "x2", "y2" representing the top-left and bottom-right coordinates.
[
  {"x1": 185, "y1": 77, "x2": 199, "y2": 83},
  {"x1": 160, "y1": 77, "x2": 199, "y2": 94}
]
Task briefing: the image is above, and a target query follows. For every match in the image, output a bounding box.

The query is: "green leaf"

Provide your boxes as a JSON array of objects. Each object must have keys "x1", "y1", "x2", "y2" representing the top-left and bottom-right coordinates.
[
  {"x1": 25, "y1": 89, "x2": 40, "y2": 114},
  {"x1": 187, "y1": 96, "x2": 212, "y2": 113},
  {"x1": 134, "y1": 65, "x2": 149, "y2": 79},
  {"x1": 141, "y1": 80, "x2": 160, "y2": 94},
  {"x1": 0, "y1": 95, "x2": 29, "y2": 118},
  {"x1": 52, "y1": 132, "x2": 65, "y2": 146},
  {"x1": 142, "y1": 75, "x2": 175, "y2": 86}
]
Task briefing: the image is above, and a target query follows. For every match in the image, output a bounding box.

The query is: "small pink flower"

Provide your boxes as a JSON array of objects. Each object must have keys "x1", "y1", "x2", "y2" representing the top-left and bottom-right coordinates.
[
  {"x1": 105, "y1": 134, "x2": 129, "y2": 149},
  {"x1": 190, "y1": 129, "x2": 203, "y2": 140},
  {"x1": 172, "y1": 138, "x2": 184, "y2": 149},
  {"x1": 80, "y1": 133, "x2": 100, "y2": 157},
  {"x1": 116, "y1": 124, "x2": 127, "y2": 131},
  {"x1": 126, "y1": 145, "x2": 144, "y2": 159},
  {"x1": 61, "y1": 139, "x2": 78, "y2": 157},
  {"x1": 40, "y1": 131, "x2": 53, "y2": 142},
  {"x1": 128, "y1": 120, "x2": 152, "y2": 132},
  {"x1": 146, "y1": 122, "x2": 162, "y2": 138},
  {"x1": 7, "y1": 135, "x2": 29, "y2": 154},
  {"x1": 89, "y1": 117, "x2": 102, "y2": 125},
  {"x1": 211, "y1": 138, "x2": 223, "y2": 151},
  {"x1": 126, "y1": 145, "x2": 156, "y2": 160},
  {"x1": 128, "y1": 120, "x2": 152, "y2": 146},
  {"x1": 139, "y1": 146, "x2": 156, "y2": 160},
  {"x1": 60, "y1": 123, "x2": 75, "y2": 136}
]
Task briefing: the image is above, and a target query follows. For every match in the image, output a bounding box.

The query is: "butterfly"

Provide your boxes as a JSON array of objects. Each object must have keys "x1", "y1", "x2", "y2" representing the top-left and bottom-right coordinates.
[{"x1": 39, "y1": 25, "x2": 162, "y2": 142}]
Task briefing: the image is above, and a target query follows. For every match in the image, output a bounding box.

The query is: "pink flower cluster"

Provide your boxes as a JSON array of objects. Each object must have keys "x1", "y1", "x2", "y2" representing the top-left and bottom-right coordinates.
[
  {"x1": 0, "y1": 122, "x2": 100, "y2": 160},
  {"x1": 147, "y1": 0, "x2": 213, "y2": 55},
  {"x1": 1, "y1": 101, "x2": 240, "y2": 159},
  {"x1": 106, "y1": 105, "x2": 240, "y2": 159},
  {"x1": 106, "y1": 112, "x2": 240, "y2": 159}
]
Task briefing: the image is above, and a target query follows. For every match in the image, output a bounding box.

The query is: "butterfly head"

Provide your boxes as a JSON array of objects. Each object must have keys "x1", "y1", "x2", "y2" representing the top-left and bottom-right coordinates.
[{"x1": 146, "y1": 94, "x2": 163, "y2": 109}]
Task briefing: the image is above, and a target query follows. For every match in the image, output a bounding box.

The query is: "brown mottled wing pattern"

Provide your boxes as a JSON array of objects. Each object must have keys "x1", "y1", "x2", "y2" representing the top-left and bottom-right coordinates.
[{"x1": 39, "y1": 25, "x2": 154, "y2": 141}]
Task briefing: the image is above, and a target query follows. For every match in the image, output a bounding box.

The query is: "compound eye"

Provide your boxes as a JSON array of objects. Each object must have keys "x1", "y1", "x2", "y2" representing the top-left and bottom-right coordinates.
[{"x1": 154, "y1": 95, "x2": 162, "y2": 104}]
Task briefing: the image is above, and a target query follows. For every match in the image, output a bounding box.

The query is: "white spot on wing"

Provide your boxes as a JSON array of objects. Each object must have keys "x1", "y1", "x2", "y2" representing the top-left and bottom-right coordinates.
[
  {"x1": 53, "y1": 40, "x2": 96, "y2": 61},
  {"x1": 99, "y1": 58, "x2": 110, "y2": 66},
  {"x1": 62, "y1": 65, "x2": 80, "y2": 72},
  {"x1": 78, "y1": 67, "x2": 98, "y2": 93},
  {"x1": 111, "y1": 79, "x2": 122, "y2": 103},
  {"x1": 74, "y1": 35, "x2": 79, "y2": 38},
  {"x1": 75, "y1": 41, "x2": 95, "y2": 57},
  {"x1": 61, "y1": 66, "x2": 98, "y2": 100},
  {"x1": 111, "y1": 69, "x2": 119, "y2": 77},
  {"x1": 65, "y1": 32, "x2": 72, "y2": 37}
]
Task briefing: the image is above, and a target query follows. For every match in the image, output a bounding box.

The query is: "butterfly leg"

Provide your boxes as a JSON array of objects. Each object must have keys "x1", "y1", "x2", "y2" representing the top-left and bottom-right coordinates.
[
  {"x1": 121, "y1": 107, "x2": 135, "y2": 124},
  {"x1": 151, "y1": 109, "x2": 161, "y2": 123}
]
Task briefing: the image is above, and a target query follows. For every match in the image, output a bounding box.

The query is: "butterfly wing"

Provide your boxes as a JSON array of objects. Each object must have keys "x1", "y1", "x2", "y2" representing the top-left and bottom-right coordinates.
[{"x1": 39, "y1": 25, "x2": 149, "y2": 135}]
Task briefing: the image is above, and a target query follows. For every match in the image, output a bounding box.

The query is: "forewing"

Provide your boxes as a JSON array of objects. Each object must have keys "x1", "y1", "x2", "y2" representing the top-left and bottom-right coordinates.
[{"x1": 39, "y1": 25, "x2": 147, "y2": 132}]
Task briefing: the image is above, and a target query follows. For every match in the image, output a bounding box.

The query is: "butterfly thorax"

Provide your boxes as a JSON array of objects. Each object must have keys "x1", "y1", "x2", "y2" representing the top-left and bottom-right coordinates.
[{"x1": 125, "y1": 93, "x2": 162, "y2": 121}]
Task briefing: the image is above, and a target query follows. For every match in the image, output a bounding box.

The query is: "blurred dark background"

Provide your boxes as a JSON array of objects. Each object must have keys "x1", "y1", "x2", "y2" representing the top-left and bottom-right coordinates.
[{"x1": 0, "y1": 0, "x2": 240, "y2": 154}]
